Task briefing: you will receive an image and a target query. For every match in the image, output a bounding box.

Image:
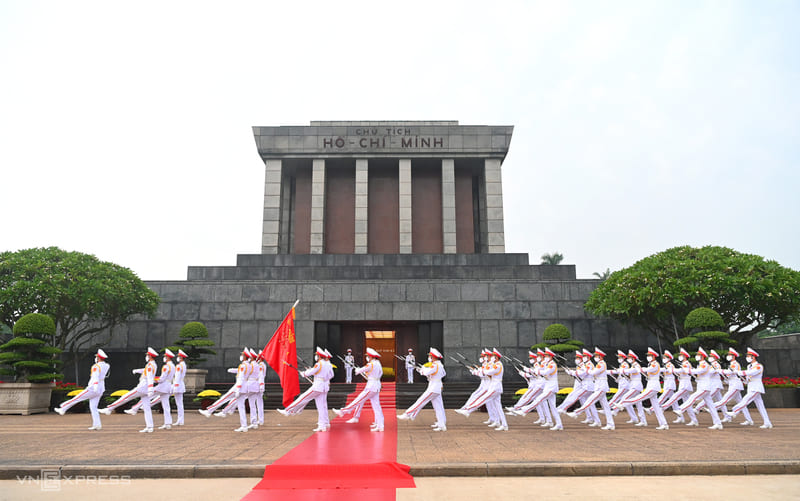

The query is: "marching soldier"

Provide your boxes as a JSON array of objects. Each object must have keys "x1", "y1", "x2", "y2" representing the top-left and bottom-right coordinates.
[
  {"x1": 579, "y1": 349, "x2": 601, "y2": 426},
  {"x1": 54, "y1": 349, "x2": 110, "y2": 431},
  {"x1": 657, "y1": 350, "x2": 679, "y2": 416},
  {"x1": 556, "y1": 351, "x2": 589, "y2": 417},
  {"x1": 455, "y1": 348, "x2": 508, "y2": 431},
  {"x1": 568, "y1": 347, "x2": 615, "y2": 430},
  {"x1": 660, "y1": 348, "x2": 697, "y2": 425},
  {"x1": 617, "y1": 350, "x2": 646, "y2": 424},
  {"x1": 676, "y1": 347, "x2": 723, "y2": 430},
  {"x1": 99, "y1": 347, "x2": 158, "y2": 433},
  {"x1": 405, "y1": 349, "x2": 416, "y2": 383},
  {"x1": 398, "y1": 348, "x2": 447, "y2": 431},
  {"x1": 510, "y1": 348, "x2": 563, "y2": 431},
  {"x1": 333, "y1": 347, "x2": 384, "y2": 432},
  {"x1": 510, "y1": 350, "x2": 550, "y2": 426},
  {"x1": 714, "y1": 347, "x2": 753, "y2": 425},
  {"x1": 344, "y1": 348, "x2": 355, "y2": 384},
  {"x1": 198, "y1": 351, "x2": 246, "y2": 419},
  {"x1": 608, "y1": 350, "x2": 635, "y2": 423},
  {"x1": 278, "y1": 347, "x2": 334, "y2": 432},
  {"x1": 614, "y1": 347, "x2": 668, "y2": 429},
  {"x1": 725, "y1": 348, "x2": 772, "y2": 428}
]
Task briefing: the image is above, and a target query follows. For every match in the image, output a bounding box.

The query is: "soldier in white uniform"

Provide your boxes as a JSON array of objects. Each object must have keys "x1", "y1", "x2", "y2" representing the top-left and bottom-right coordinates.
[
  {"x1": 254, "y1": 349, "x2": 267, "y2": 427},
  {"x1": 568, "y1": 348, "x2": 615, "y2": 430},
  {"x1": 245, "y1": 348, "x2": 261, "y2": 429},
  {"x1": 55, "y1": 349, "x2": 110, "y2": 430},
  {"x1": 198, "y1": 352, "x2": 246, "y2": 418},
  {"x1": 660, "y1": 348, "x2": 698, "y2": 425},
  {"x1": 713, "y1": 348, "x2": 753, "y2": 425},
  {"x1": 608, "y1": 350, "x2": 635, "y2": 422},
  {"x1": 511, "y1": 348, "x2": 563, "y2": 431},
  {"x1": 344, "y1": 348, "x2": 355, "y2": 384},
  {"x1": 398, "y1": 348, "x2": 447, "y2": 431},
  {"x1": 405, "y1": 349, "x2": 416, "y2": 383},
  {"x1": 278, "y1": 347, "x2": 335, "y2": 432},
  {"x1": 507, "y1": 351, "x2": 549, "y2": 426},
  {"x1": 99, "y1": 347, "x2": 158, "y2": 433},
  {"x1": 579, "y1": 349, "x2": 601, "y2": 426},
  {"x1": 618, "y1": 350, "x2": 646, "y2": 424},
  {"x1": 333, "y1": 347, "x2": 384, "y2": 432},
  {"x1": 557, "y1": 351, "x2": 589, "y2": 417},
  {"x1": 233, "y1": 348, "x2": 254, "y2": 432},
  {"x1": 615, "y1": 347, "x2": 668, "y2": 429},
  {"x1": 676, "y1": 347, "x2": 723, "y2": 429},
  {"x1": 459, "y1": 350, "x2": 497, "y2": 426},
  {"x1": 172, "y1": 349, "x2": 187, "y2": 426},
  {"x1": 695, "y1": 350, "x2": 725, "y2": 413},
  {"x1": 656, "y1": 350, "x2": 679, "y2": 416},
  {"x1": 152, "y1": 348, "x2": 176, "y2": 430},
  {"x1": 725, "y1": 347, "x2": 772, "y2": 429},
  {"x1": 455, "y1": 348, "x2": 508, "y2": 431}
]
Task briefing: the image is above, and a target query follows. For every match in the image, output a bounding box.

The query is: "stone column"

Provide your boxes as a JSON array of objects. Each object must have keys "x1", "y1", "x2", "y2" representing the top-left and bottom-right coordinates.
[
  {"x1": 355, "y1": 159, "x2": 369, "y2": 254},
  {"x1": 441, "y1": 159, "x2": 457, "y2": 253},
  {"x1": 399, "y1": 159, "x2": 412, "y2": 254},
  {"x1": 484, "y1": 158, "x2": 505, "y2": 253},
  {"x1": 310, "y1": 159, "x2": 325, "y2": 254},
  {"x1": 261, "y1": 159, "x2": 282, "y2": 254}
]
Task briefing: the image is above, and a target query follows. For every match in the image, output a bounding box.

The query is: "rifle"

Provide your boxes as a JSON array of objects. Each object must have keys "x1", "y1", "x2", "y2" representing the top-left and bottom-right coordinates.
[
  {"x1": 448, "y1": 355, "x2": 478, "y2": 371},
  {"x1": 393, "y1": 353, "x2": 422, "y2": 370},
  {"x1": 282, "y1": 360, "x2": 313, "y2": 383}
]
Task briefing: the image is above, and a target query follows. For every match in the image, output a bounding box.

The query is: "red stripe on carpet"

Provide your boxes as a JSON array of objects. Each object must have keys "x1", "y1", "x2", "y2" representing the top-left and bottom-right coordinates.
[{"x1": 242, "y1": 382, "x2": 414, "y2": 501}]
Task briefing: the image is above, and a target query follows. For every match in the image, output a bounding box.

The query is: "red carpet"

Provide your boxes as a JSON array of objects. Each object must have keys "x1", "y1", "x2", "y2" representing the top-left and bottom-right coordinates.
[{"x1": 242, "y1": 382, "x2": 414, "y2": 500}]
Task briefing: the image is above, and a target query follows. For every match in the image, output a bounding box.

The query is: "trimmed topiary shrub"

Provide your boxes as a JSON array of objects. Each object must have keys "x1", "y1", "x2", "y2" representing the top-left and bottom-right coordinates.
[
  {"x1": 684, "y1": 307, "x2": 725, "y2": 331},
  {"x1": 532, "y1": 323, "x2": 583, "y2": 356},
  {"x1": 0, "y1": 313, "x2": 63, "y2": 382},
  {"x1": 168, "y1": 321, "x2": 216, "y2": 368}
]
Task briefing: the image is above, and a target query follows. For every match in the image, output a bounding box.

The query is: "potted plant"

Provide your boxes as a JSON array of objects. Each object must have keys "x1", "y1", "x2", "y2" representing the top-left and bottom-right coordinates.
[
  {"x1": 0, "y1": 313, "x2": 63, "y2": 414},
  {"x1": 531, "y1": 323, "x2": 585, "y2": 388},
  {"x1": 193, "y1": 389, "x2": 221, "y2": 410},
  {"x1": 168, "y1": 322, "x2": 216, "y2": 393}
]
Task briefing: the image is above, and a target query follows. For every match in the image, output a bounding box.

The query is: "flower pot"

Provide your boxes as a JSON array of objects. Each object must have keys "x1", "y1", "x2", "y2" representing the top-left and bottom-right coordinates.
[
  {"x1": 184, "y1": 369, "x2": 208, "y2": 394},
  {"x1": 0, "y1": 382, "x2": 55, "y2": 415}
]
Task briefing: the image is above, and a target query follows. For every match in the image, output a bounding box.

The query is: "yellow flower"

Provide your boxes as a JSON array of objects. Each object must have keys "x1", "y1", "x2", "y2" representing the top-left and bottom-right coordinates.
[
  {"x1": 515, "y1": 388, "x2": 528, "y2": 396},
  {"x1": 557, "y1": 387, "x2": 573, "y2": 395},
  {"x1": 110, "y1": 390, "x2": 129, "y2": 397},
  {"x1": 196, "y1": 390, "x2": 221, "y2": 397},
  {"x1": 331, "y1": 364, "x2": 338, "y2": 369},
  {"x1": 607, "y1": 388, "x2": 618, "y2": 394},
  {"x1": 66, "y1": 389, "x2": 84, "y2": 397}
]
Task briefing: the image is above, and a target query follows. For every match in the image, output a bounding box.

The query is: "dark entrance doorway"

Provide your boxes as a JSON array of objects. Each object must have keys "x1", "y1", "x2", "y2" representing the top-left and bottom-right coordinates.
[{"x1": 314, "y1": 321, "x2": 442, "y2": 383}]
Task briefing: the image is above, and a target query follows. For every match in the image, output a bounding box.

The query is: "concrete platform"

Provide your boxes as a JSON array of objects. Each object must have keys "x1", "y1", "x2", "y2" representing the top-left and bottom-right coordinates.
[{"x1": 0, "y1": 408, "x2": 797, "y2": 479}]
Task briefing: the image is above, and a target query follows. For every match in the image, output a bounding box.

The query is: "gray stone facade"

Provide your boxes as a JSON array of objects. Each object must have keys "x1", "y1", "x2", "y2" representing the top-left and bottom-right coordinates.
[{"x1": 102, "y1": 253, "x2": 659, "y2": 383}]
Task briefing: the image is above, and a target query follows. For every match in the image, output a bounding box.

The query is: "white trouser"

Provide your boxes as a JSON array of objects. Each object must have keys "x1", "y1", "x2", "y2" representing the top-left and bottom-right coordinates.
[
  {"x1": 618, "y1": 387, "x2": 646, "y2": 421},
  {"x1": 345, "y1": 367, "x2": 353, "y2": 383},
  {"x1": 622, "y1": 388, "x2": 666, "y2": 426},
  {"x1": 247, "y1": 391, "x2": 258, "y2": 424},
  {"x1": 731, "y1": 391, "x2": 771, "y2": 426},
  {"x1": 152, "y1": 391, "x2": 172, "y2": 425},
  {"x1": 515, "y1": 386, "x2": 543, "y2": 410},
  {"x1": 59, "y1": 388, "x2": 103, "y2": 427},
  {"x1": 256, "y1": 386, "x2": 265, "y2": 424},
  {"x1": 487, "y1": 393, "x2": 506, "y2": 427},
  {"x1": 341, "y1": 388, "x2": 383, "y2": 427},
  {"x1": 284, "y1": 387, "x2": 324, "y2": 415},
  {"x1": 236, "y1": 393, "x2": 249, "y2": 428},
  {"x1": 680, "y1": 389, "x2": 721, "y2": 425},
  {"x1": 714, "y1": 389, "x2": 752, "y2": 422},
  {"x1": 520, "y1": 389, "x2": 563, "y2": 427},
  {"x1": 207, "y1": 387, "x2": 237, "y2": 413},
  {"x1": 576, "y1": 388, "x2": 614, "y2": 426},
  {"x1": 557, "y1": 386, "x2": 587, "y2": 412},
  {"x1": 174, "y1": 392, "x2": 184, "y2": 424},
  {"x1": 661, "y1": 388, "x2": 696, "y2": 422},
  {"x1": 404, "y1": 389, "x2": 446, "y2": 426},
  {"x1": 407, "y1": 367, "x2": 414, "y2": 383}
]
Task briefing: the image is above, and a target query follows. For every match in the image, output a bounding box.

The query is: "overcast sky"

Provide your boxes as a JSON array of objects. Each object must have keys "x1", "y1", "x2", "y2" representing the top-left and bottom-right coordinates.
[{"x1": 1, "y1": 1, "x2": 798, "y2": 281}]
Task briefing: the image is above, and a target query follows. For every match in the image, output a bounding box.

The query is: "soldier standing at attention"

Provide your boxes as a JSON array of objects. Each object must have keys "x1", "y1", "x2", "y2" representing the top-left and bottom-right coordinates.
[
  {"x1": 333, "y1": 347, "x2": 384, "y2": 432},
  {"x1": 152, "y1": 348, "x2": 176, "y2": 430},
  {"x1": 344, "y1": 348, "x2": 355, "y2": 384},
  {"x1": 172, "y1": 349, "x2": 187, "y2": 426},
  {"x1": 405, "y1": 348, "x2": 416, "y2": 383}
]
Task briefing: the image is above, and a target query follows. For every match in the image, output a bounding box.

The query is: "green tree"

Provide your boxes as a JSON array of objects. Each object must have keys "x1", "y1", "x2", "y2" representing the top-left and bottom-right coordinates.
[
  {"x1": 674, "y1": 307, "x2": 737, "y2": 352},
  {"x1": 541, "y1": 252, "x2": 564, "y2": 265},
  {"x1": 531, "y1": 323, "x2": 584, "y2": 355},
  {"x1": 0, "y1": 247, "x2": 160, "y2": 379},
  {"x1": 584, "y1": 245, "x2": 800, "y2": 347},
  {"x1": 0, "y1": 313, "x2": 63, "y2": 382},
  {"x1": 167, "y1": 321, "x2": 216, "y2": 368}
]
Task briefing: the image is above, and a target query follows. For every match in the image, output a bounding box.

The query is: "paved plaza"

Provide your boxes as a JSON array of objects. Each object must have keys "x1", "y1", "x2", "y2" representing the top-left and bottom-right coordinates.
[{"x1": 1, "y1": 408, "x2": 798, "y2": 478}]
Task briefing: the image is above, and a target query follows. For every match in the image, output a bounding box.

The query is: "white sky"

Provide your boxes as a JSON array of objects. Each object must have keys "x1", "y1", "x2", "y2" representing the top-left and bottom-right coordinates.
[{"x1": 1, "y1": 1, "x2": 798, "y2": 280}]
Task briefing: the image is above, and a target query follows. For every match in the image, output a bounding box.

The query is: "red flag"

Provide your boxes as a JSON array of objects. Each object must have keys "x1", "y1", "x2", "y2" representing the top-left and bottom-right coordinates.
[{"x1": 262, "y1": 305, "x2": 300, "y2": 408}]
